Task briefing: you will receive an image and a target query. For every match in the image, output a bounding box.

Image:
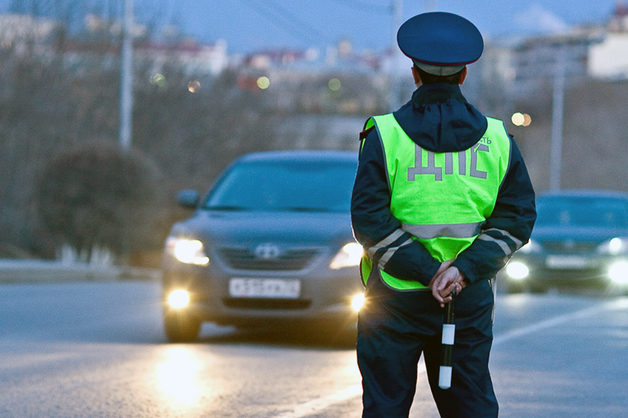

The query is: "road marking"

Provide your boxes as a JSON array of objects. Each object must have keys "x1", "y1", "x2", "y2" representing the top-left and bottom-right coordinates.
[
  {"x1": 493, "y1": 298, "x2": 626, "y2": 346},
  {"x1": 272, "y1": 384, "x2": 362, "y2": 418},
  {"x1": 272, "y1": 298, "x2": 628, "y2": 418},
  {"x1": 273, "y1": 359, "x2": 431, "y2": 418}
]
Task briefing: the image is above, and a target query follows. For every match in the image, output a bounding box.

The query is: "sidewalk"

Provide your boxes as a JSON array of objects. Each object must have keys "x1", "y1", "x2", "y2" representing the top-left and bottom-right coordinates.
[{"x1": 0, "y1": 259, "x2": 160, "y2": 284}]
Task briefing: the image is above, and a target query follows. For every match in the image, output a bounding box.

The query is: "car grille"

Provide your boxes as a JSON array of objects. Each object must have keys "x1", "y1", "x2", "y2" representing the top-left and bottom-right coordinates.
[
  {"x1": 542, "y1": 241, "x2": 598, "y2": 253},
  {"x1": 217, "y1": 247, "x2": 320, "y2": 271},
  {"x1": 223, "y1": 298, "x2": 311, "y2": 310}
]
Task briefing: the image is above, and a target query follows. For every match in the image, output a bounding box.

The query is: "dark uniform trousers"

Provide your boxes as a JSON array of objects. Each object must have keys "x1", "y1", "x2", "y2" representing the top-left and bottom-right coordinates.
[{"x1": 357, "y1": 273, "x2": 499, "y2": 418}]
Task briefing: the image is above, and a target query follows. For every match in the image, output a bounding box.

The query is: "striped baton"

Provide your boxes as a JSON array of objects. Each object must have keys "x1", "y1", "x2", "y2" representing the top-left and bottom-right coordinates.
[{"x1": 439, "y1": 288, "x2": 456, "y2": 390}]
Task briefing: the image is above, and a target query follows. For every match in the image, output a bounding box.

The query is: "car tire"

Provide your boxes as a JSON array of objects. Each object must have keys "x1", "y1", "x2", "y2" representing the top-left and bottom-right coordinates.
[{"x1": 163, "y1": 310, "x2": 202, "y2": 343}]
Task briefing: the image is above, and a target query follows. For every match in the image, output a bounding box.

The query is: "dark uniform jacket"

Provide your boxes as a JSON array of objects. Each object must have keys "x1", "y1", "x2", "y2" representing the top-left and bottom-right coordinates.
[{"x1": 351, "y1": 83, "x2": 537, "y2": 287}]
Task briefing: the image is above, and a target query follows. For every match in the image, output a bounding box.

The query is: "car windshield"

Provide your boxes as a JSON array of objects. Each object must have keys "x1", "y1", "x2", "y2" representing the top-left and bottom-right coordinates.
[
  {"x1": 536, "y1": 196, "x2": 628, "y2": 228},
  {"x1": 204, "y1": 159, "x2": 356, "y2": 212}
]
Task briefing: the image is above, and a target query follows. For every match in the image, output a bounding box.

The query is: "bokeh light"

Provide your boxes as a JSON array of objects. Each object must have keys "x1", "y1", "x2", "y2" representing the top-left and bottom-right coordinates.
[
  {"x1": 150, "y1": 73, "x2": 167, "y2": 88},
  {"x1": 328, "y1": 78, "x2": 341, "y2": 91},
  {"x1": 188, "y1": 80, "x2": 201, "y2": 93},
  {"x1": 256, "y1": 76, "x2": 270, "y2": 90},
  {"x1": 511, "y1": 112, "x2": 532, "y2": 127}
]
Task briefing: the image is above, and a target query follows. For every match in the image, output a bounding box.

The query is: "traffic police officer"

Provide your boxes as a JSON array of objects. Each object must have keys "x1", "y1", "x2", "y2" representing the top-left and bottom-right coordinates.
[{"x1": 351, "y1": 12, "x2": 537, "y2": 418}]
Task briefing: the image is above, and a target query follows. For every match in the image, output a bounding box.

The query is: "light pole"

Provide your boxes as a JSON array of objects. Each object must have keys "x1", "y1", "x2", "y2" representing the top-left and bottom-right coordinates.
[
  {"x1": 119, "y1": 0, "x2": 134, "y2": 150},
  {"x1": 549, "y1": 47, "x2": 565, "y2": 190},
  {"x1": 389, "y1": 0, "x2": 404, "y2": 111}
]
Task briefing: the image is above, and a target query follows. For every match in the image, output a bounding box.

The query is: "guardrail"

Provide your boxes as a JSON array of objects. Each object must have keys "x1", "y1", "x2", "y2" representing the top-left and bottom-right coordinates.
[{"x1": 0, "y1": 259, "x2": 160, "y2": 284}]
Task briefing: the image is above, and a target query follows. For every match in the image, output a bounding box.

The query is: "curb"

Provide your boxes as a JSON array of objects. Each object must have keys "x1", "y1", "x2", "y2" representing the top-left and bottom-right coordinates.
[{"x1": 0, "y1": 260, "x2": 161, "y2": 284}]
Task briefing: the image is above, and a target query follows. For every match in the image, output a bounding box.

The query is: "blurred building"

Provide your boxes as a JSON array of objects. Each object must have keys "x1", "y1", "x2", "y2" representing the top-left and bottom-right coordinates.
[
  {"x1": 7, "y1": 4, "x2": 628, "y2": 122},
  {"x1": 235, "y1": 39, "x2": 389, "y2": 117},
  {"x1": 0, "y1": 12, "x2": 229, "y2": 81},
  {"x1": 509, "y1": 27, "x2": 603, "y2": 95},
  {"x1": 588, "y1": 2, "x2": 628, "y2": 79},
  {"x1": 133, "y1": 38, "x2": 228, "y2": 77},
  {"x1": 0, "y1": 14, "x2": 59, "y2": 54},
  {"x1": 485, "y1": 1, "x2": 628, "y2": 101}
]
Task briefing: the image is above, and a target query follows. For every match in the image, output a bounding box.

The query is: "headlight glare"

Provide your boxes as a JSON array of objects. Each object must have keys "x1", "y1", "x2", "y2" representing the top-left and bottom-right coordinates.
[
  {"x1": 351, "y1": 293, "x2": 365, "y2": 312},
  {"x1": 330, "y1": 242, "x2": 363, "y2": 270},
  {"x1": 609, "y1": 261, "x2": 628, "y2": 284},
  {"x1": 166, "y1": 237, "x2": 210, "y2": 266},
  {"x1": 506, "y1": 261, "x2": 529, "y2": 280},
  {"x1": 168, "y1": 289, "x2": 190, "y2": 308},
  {"x1": 598, "y1": 237, "x2": 628, "y2": 255}
]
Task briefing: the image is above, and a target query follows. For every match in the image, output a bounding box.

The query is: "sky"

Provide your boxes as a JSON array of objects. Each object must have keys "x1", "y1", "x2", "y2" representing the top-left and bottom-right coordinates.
[
  {"x1": 159, "y1": 0, "x2": 624, "y2": 54},
  {"x1": 0, "y1": 0, "x2": 623, "y2": 54}
]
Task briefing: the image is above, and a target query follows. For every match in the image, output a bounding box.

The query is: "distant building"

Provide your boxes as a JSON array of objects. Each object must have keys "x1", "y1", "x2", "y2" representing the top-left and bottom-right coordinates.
[
  {"x1": 0, "y1": 12, "x2": 229, "y2": 80},
  {"x1": 134, "y1": 39, "x2": 228, "y2": 77},
  {"x1": 235, "y1": 40, "x2": 389, "y2": 116},
  {"x1": 81, "y1": 13, "x2": 229, "y2": 77},
  {"x1": 0, "y1": 14, "x2": 59, "y2": 54},
  {"x1": 588, "y1": 1, "x2": 628, "y2": 80},
  {"x1": 239, "y1": 41, "x2": 384, "y2": 74},
  {"x1": 491, "y1": 1, "x2": 628, "y2": 99},
  {"x1": 502, "y1": 27, "x2": 604, "y2": 97}
]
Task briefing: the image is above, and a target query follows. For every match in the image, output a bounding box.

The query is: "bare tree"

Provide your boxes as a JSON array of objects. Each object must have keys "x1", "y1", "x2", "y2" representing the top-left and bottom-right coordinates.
[
  {"x1": 132, "y1": 65, "x2": 278, "y2": 194},
  {"x1": 0, "y1": 9, "x2": 282, "y2": 263}
]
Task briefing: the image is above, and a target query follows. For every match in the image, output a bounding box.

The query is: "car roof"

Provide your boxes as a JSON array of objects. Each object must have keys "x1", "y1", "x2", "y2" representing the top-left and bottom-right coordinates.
[
  {"x1": 538, "y1": 189, "x2": 628, "y2": 200},
  {"x1": 236, "y1": 150, "x2": 357, "y2": 164}
]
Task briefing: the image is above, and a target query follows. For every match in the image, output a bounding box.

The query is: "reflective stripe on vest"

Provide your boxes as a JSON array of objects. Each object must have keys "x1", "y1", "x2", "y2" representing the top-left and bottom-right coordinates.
[{"x1": 361, "y1": 114, "x2": 511, "y2": 290}]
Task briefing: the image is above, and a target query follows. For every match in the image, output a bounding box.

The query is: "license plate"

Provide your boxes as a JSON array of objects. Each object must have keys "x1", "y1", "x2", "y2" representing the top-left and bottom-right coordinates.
[
  {"x1": 229, "y1": 278, "x2": 301, "y2": 299},
  {"x1": 545, "y1": 255, "x2": 592, "y2": 269}
]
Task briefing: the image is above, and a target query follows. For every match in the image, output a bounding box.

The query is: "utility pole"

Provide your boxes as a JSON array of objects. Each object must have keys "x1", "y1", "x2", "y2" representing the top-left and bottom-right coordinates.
[
  {"x1": 119, "y1": 0, "x2": 134, "y2": 150},
  {"x1": 389, "y1": 1, "x2": 438, "y2": 111},
  {"x1": 550, "y1": 47, "x2": 565, "y2": 190},
  {"x1": 389, "y1": 0, "x2": 404, "y2": 111}
]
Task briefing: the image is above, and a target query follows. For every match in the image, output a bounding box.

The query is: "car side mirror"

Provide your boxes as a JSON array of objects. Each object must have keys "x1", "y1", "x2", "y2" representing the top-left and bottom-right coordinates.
[{"x1": 177, "y1": 189, "x2": 200, "y2": 209}]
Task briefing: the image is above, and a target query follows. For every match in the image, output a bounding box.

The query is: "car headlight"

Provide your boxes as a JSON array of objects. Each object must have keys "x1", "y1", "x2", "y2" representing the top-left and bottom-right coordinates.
[
  {"x1": 597, "y1": 237, "x2": 628, "y2": 255},
  {"x1": 166, "y1": 237, "x2": 210, "y2": 266},
  {"x1": 518, "y1": 239, "x2": 542, "y2": 254},
  {"x1": 351, "y1": 293, "x2": 365, "y2": 312},
  {"x1": 168, "y1": 289, "x2": 191, "y2": 308},
  {"x1": 609, "y1": 261, "x2": 628, "y2": 284},
  {"x1": 330, "y1": 242, "x2": 363, "y2": 270},
  {"x1": 506, "y1": 261, "x2": 529, "y2": 280}
]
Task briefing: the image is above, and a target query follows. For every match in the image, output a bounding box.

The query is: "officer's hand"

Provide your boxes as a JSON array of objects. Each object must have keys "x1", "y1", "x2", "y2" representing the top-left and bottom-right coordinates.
[
  {"x1": 433, "y1": 259, "x2": 455, "y2": 279},
  {"x1": 430, "y1": 266, "x2": 467, "y2": 308},
  {"x1": 428, "y1": 259, "x2": 454, "y2": 300},
  {"x1": 428, "y1": 259, "x2": 455, "y2": 305}
]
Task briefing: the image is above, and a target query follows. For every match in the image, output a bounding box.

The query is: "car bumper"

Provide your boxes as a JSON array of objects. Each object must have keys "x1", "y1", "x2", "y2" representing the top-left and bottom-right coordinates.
[
  {"x1": 501, "y1": 254, "x2": 628, "y2": 291},
  {"x1": 161, "y1": 261, "x2": 363, "y2": 326}
]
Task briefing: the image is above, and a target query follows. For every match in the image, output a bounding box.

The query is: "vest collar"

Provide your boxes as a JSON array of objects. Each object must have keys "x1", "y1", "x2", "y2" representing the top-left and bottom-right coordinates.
[{"x1": 411, "y1": 83, "x2": 467, "y2": 107}]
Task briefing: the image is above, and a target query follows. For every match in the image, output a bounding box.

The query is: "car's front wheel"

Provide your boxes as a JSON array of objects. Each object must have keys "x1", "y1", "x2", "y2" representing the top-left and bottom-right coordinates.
[{"x1": 163, "y1": 310, "x2": 201, "y2": 342}]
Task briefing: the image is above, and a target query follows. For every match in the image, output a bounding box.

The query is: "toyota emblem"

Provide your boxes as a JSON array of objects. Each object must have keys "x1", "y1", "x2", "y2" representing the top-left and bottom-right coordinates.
[{"x1": 254, "y1": 243, "x2": 281, "y2": 260}]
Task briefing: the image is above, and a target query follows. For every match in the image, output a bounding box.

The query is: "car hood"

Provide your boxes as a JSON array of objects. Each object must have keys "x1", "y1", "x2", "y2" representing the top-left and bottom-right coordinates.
[
  {"x1": 532, "y1": 225, "x2": 628, "y2": 244},
  {"x1": 169, "y1": 209, "x2": 354, "y2": 246}
]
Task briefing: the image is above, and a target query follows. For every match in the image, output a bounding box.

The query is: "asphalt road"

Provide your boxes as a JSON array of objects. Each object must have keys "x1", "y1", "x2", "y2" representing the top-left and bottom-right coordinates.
[{"x1": 0, "y1": 280, "x2": 627, "y2": 418}]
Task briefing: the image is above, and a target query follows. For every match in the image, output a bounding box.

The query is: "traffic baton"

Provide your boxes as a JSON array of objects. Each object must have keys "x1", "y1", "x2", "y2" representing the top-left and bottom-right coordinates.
[{"x1": 439, "y1": 288, "x2": 456, "y2": 390}]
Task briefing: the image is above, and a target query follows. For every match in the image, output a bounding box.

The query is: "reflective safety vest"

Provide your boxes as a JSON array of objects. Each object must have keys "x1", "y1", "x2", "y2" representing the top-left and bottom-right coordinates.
[{"x1": 360, "y1": 113, "x2": 512, "y2": 290}]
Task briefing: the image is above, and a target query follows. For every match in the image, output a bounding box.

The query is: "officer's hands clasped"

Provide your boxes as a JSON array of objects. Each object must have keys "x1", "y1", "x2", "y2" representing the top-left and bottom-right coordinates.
[{"x1": 429, "y1": 259, "x2": 467, "y2": 308}]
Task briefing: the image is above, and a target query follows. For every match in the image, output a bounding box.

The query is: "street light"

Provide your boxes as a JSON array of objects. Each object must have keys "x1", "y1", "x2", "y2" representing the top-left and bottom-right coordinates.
[
  {"x1": 511, "y1": 112, "x2": 532, "y2": 127},
  {"x1": 119, "y1": 0, "x2": 134, "y2": 150},
  {"x1": 389, "y1": 0, "x2": 404, "y2": 111},
  {"x1": 550, "y1": 47, "x2": 566, "y2": 191}
]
